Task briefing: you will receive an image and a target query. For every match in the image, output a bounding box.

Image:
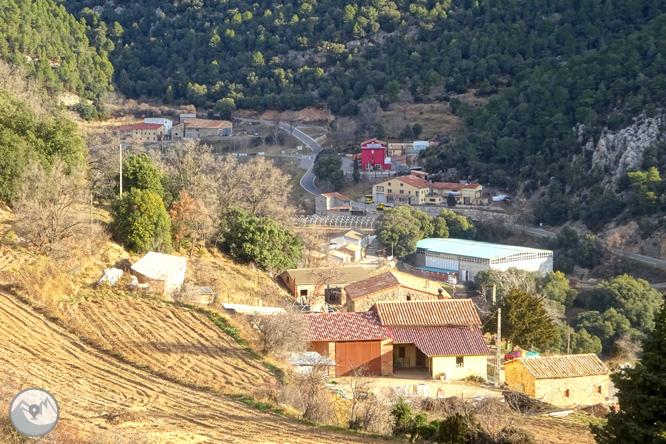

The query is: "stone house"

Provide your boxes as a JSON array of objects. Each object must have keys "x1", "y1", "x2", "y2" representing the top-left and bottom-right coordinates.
[
  {"x1": 130, "y1": 252, "x2": 187, "y2": 296},
  {"x1": 172, "y1": 119, "x2": 233, "y2": 140},
  {"x1": 504, "y1": 354, "x2": 611, "y2": 407},
  {"x1": 315, "y1": 192, "x2": 351, "y2": 215},
  {"x1": 280, "y1": 266, "x2": 370, "y2": 304},
  {"x1": 118, "y1": 122, "x2": 165, "y2": 143},
  {"x1": 344, "y1": 271, "x2": 450, "y2": 312}
]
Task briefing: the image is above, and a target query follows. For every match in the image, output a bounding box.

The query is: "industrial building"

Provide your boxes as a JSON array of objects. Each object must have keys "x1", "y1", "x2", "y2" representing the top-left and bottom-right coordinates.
[{"x1": 413, "y1": 239, "x2": 553, "y2": 282}]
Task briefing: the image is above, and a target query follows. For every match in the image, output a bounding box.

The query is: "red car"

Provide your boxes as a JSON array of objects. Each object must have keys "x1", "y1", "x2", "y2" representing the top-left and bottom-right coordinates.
[{"x1": 504, "y1": 350, "x2": 539, "y2": 361}]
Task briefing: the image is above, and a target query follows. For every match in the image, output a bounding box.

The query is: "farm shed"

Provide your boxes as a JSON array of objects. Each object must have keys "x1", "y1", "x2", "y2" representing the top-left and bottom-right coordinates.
[
  {"x1": 130, "y1": 252, "x2": 187, "y2": 297},
  {"x1": 504, "y1": 354, "x2": 610, "y2": 407},
  {"x1": 304, "y1": 311, "x2": 393, "y2": 377}
]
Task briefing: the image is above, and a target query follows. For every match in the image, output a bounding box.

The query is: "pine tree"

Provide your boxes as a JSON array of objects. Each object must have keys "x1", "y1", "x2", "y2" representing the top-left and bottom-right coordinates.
[{"x1": 592, "y1": 297, "x2": 666, "y2": 444}]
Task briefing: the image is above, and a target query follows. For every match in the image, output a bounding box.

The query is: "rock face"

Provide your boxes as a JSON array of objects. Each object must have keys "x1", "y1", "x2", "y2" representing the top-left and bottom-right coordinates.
[{"x1": 581, "y1": 113, "x2": 664, "y2": 185}]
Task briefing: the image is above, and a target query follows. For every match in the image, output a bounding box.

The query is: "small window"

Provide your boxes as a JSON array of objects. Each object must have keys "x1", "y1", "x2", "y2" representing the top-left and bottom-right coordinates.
[
  {"x1": 565, "y1": 389, "x2": 570, "y2": 398},
  {"x1": 300, "y1": 289, "x2": 308, "y2": 296},
  {"x1": 456, "y1": 357, "x2": 464, "y2": 368},
  {"x1": 597, "y1": 386, "x2": 602, "y2": 394},
  {"x1": 398, "y1": 347, "x2": 405, "y2": 358},
  {"x1": 406, "y1": 295, "x2": 412, "y2": 301},
  {"x1": 286, "y1": 276, "x2": 289, "y2": 283},
  {"x1": 400, "y1": 183, "x2": 404, "y2": 186}
]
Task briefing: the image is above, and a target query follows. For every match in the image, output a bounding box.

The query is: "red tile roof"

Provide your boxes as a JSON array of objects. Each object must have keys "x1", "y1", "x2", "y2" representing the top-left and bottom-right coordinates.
[
  {"x1": 373, "y1": 300, "x2": 480, "y2": 326},
  {"x1": 395, "y1": 175, "x2": 430, "y2": 189},
  {"x1": 345, "y1": 271, "x2": 446, "y2": 300},
  {"x1": 185, "y1": 118, "x2": 232, "y2": 129},
  {"x1": 509, "y1": 354, "x2": 610, "y2": 380},
  {"x1": 361, "y1": 138, "x2": 387, "y2": 146},
  {"x1": 431, "y1": 182, "x2": 482, "y2": 190},
  {"x1": 390, "y1": 326, "x2": 488, "y2": 356},
  {"x1": 304, "y1": 311, "x2": 390, "y2": 341},
  {"x1": 118, "y1": 122, "x2": 164, "y2": 131},
  {"x1": 322, "y1": 192, "x2": 350, "y2": 201}
]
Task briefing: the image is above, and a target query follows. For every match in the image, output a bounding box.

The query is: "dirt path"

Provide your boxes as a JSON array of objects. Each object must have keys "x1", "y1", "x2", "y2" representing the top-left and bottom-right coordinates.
[{"x1": 0, "y1": 291, "x2": 381, "y2": 443}]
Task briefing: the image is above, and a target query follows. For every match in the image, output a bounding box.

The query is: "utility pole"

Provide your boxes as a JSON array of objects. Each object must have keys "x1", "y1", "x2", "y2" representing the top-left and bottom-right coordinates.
[
  {"x1": 495, "y1": 307, "x2": 502, "y2": 387},
  {"x1": 90, "y1": 193, "x2": 93, "y2": 255},
  {"x1": 119, "y1": 143, "x2": 123, "y2": 197}
]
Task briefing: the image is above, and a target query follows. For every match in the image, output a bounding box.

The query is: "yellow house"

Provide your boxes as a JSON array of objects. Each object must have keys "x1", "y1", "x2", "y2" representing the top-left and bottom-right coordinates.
[
  {"x1": 372, "y1": 300, "x2": 488, "y2": 380},
  {"x1": 372, "y1": 176, "x2": 484, "y2": 205},
  {"x1": 118, "y1": 122, "x2": 166, "y2": 143},
  {"x1": 280, "y1": 266, "x2": 369, "y2": 303},
  {"x1": 372, "y1": 175, "x2": 431, "y2": 205},
  {"x1": 505, "y1": 354, "x2": 611, "y2": 407}
]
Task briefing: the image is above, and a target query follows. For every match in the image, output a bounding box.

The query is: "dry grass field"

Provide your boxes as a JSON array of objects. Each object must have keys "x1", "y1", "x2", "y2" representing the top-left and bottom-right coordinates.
[{"x1": 0, "y1": 289, "x2": 383, "y2": 443}]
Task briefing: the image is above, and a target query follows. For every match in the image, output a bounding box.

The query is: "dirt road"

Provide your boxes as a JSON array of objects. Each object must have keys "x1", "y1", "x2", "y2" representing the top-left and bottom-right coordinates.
[{"x1": 0, "y1": 291, "x2": 380, "y2": 443}]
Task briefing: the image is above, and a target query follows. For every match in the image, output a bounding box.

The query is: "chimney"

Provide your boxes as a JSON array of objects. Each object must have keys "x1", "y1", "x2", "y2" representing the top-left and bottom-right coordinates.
[{"x1": 437, "y1": 288, "x2": 444, "y2": 300}]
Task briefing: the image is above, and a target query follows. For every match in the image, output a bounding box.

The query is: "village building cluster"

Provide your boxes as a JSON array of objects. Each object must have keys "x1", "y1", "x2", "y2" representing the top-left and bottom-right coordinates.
[{"x1": 119, "y1": 113, "x2": 232, "y2": 144}]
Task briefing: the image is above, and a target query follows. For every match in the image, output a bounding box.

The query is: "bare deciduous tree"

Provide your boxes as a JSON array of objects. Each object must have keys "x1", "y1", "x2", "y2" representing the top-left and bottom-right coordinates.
[
  {"x1": 255, "y1": 310, "x2": 307, "y2": 356},
  {"x1": 331, "y1": 117, "x2": 359, "y2": 148},
  {"x1": 398, "y1": 89, "x2": 414, "y2": 119},
  {"x1": 14, "y1": 159, "x2": 107, "y2": 259},
  {"x1": 280, "y1": 365, "x2": 334, "y2": 422}
]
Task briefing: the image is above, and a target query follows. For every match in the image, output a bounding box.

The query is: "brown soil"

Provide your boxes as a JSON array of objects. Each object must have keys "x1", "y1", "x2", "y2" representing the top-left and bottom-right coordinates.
[
  {"x1": 0, "y1": 290, "x2": 381, "y2": 443},
  {"x1": 63, "y1": 298, "x2": 275, "y2": 393},
  {"x1": 521, "y1": 416, "x2": 596, "y2": 444}
]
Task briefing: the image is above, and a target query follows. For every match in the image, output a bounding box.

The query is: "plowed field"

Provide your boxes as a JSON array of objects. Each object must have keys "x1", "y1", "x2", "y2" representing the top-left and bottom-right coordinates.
[
  {"x1": 63, "y1": 298, "x2": 274, "y2": 393},
  {"x1": 0, "y1": 291, "x2": 379, "y2": 443}
]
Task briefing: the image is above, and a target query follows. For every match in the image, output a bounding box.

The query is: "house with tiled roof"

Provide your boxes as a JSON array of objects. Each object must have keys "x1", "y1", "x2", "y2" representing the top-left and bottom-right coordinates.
[
  {"x1": 371, "y1": 176, "x2": 485, "y2": 206},
  {"x1": 280, "y1": 266, "x2": 369, "y2": 304},
  {"x1": 330, "y1": 229, "x2": 371, "y2": 249},
  {"x1": 304, "y1": 311, "x2": 393, "y2": 376},
  {"x1": 505, "y1": 354, "x2": 611, "y2": 407},
  {"x1": 315, "y1": 192, "x2": 351, "y2": 215},
  {"x1": 172, "y1": 118, "x2": 233, "y2": 140},
  {"x1": 118, "y1": 122, "x2": 166, "y2": 143},
  {"x1": 372, "y1": 299, "x2": 488, "y2": 380},
  {"x1": 303, "y1": 299, "x2": 488, "y2": 380},
  {"x1": 344, "y1": 271, "x2": 450, "y2": 312}
]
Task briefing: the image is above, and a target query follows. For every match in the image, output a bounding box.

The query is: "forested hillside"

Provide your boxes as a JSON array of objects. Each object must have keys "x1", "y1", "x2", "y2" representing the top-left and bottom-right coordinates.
[
  {"x1": 64, "y1": 0, "x2": 664, "y2": 114},
  {"x1": 0, "y1": 0, "x2": 113, "y2": 111}
]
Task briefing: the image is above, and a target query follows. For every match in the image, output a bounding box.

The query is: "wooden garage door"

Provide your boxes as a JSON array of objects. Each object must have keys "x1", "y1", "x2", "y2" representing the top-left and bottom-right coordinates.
[{"x1": 335, "y1": 341, "x2": 382, "y2": 376}]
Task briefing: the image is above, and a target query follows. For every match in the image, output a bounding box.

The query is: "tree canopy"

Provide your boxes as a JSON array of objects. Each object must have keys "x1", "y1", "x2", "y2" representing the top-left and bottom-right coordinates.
[
  {"x1": 220, "y1": 206, "x2": 302, "y2": 271},
  {"x1": 313, "y1": 148, "x2": 343, "y2": 191},
  {"x1": 111, "y1": 188, "x2": 172, "y2": 253},
  {"x1": 591, "y1": 296, "x2": 666, "y2": 444}
]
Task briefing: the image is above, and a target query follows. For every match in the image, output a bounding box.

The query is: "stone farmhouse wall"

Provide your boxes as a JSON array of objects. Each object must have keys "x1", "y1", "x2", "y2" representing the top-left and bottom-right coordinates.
[
  {"x1": 505, "y1": 360, "x2": 609, "y2": 407},
  {"x1": 534, "y1": 374, "x2": 609, "y2": 407},
  {"x1": 347, "y1": 287, "x2": 443, "y2": 312}
]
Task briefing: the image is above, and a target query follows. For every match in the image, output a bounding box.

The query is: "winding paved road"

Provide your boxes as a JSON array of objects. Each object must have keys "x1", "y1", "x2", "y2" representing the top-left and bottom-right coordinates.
[{"x1": 236, "y1": 117, "x2": 323, "y2": 194}]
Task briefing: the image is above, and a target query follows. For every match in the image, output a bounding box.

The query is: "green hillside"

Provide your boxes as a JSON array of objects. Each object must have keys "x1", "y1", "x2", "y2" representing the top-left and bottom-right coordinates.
[
  {"x1": 0, "y1": 0, "x2": 113, "y2": 108},
  {"x1": 63, "y1": 0, "x2": 664, "y2": 114}
]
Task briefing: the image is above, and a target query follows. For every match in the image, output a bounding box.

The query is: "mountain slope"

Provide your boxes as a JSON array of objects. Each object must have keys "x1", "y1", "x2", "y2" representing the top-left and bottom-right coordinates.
[
  {"x1": 62, "y1": 0, "x2": 665, "y2": 114},
  {"x1": 0, "y1": 0, "x2": 113, "y2": 104}
]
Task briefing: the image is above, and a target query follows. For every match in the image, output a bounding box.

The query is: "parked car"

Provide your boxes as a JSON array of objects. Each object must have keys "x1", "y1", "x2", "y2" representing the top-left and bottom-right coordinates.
[
  {"x1": 504, "y1": 350, "x2": 539, "y2": 361},
  {"x1": 365, "y1": 197, "x2": 374, "y2": 204}
]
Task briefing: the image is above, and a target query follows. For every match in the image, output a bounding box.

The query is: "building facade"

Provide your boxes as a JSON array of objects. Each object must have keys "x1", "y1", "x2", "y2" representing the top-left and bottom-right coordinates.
[
  {"x1": 315, "y1": 192, "x2": 351, "y2": 215},
  {"x1": 360, "y1": 138, "x2": 391, "y2": 171},
  {"x1": 118, "y1": 122, "x2": 165, "y2": 143},
  {"x1": 505, "y1": 355, "x2": 611, "y2": 407},
  {"x1": 344, "y1": 271, "x2": 449, "y2": 312},
  {"x1": 144, "y1": 118, "x2": 173, "y2": 135},
  {"x1": 280, "y1": 266, "x2": 370, "y2": 303},
  {"x1": 414, "y1": 238, "x2": 553, "y2": 282},
  {"x1": 304, "y1": 300, "x2": 488, "y2": 379},
  {"x1": 372, "y1": 176, "x2": 485, "y2": 206}
]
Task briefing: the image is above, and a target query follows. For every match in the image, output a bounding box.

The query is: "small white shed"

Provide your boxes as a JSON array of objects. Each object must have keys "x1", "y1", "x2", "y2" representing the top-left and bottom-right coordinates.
[{"x1": 130, "y1": 252, "x2": 187, "y2": 297}]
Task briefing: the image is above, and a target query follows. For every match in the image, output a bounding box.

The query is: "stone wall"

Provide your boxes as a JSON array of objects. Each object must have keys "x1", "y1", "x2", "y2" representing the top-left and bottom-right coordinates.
[
  {"x1": 504, "y1": 360, "x2": 536, "y2": 397},
  {"x1": 348, "y1": 287, "x2": 445, "y2": 312},
  {"x1": 381, "y1": 339, "x2": 394, "y2": 375},
  {"x1": 535, "y1": 374, "x2": 609, "y2": 407}
]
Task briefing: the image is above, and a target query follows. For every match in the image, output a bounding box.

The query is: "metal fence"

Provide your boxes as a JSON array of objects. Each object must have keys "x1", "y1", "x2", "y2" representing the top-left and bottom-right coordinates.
[{"x1": 294, "y1": 215, "x2": 378, "y2": 229}]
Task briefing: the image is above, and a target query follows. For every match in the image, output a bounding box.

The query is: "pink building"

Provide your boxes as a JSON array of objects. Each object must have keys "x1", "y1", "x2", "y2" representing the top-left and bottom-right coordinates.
[{"x1": 360, "y1": 138, "x2": 391, "y2": 171}]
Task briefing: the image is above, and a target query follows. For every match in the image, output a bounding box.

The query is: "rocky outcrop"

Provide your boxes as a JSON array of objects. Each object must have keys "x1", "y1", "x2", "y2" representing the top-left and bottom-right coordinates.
[
  {"x1": 579, "y1": 113, "x2": 664, "y2": 185},
  {"x1": 58, "y1": 92, "x2": 80, "y2": 106}
]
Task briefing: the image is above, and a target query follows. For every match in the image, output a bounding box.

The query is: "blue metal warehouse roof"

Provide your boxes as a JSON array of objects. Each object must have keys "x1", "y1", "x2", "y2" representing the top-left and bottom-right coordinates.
[{"x1": 416, "y1": 238, "x2": 551, "y2": 260}]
